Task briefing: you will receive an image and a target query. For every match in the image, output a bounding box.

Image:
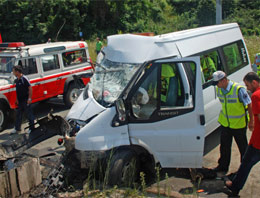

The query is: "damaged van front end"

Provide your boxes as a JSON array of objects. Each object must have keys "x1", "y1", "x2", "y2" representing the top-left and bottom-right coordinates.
[{"x1": 64, "y1": 48, "x2": 142, "y2": 170}]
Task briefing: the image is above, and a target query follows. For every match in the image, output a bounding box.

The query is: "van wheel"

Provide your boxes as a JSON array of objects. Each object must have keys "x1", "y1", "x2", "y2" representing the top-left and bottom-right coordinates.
[
  {"x1": 64, "y1": 83, "x2": 80, "y2": 107},
  {"x1": 0, "y1": 103, "x2": 8, "y2": 132},
  {"x1": 107, "y1": 149, "x2": 139, "y2": 187}
]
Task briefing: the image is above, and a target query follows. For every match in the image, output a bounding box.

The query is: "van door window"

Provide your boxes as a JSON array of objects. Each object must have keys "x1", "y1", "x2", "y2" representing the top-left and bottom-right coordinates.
[
  {"x1": 131, "y1": 65, "x2": 158, "y2": 119},
  {"x1": 130, "y1": 62, "x2": 194, "y2": 120},
  {"x1": 62, "y1": 49, "x2": 87, "y2": 67},
  {"x1": 160, "y1": 63, "x2": 185, "y2": 108},
  {"x1": 18, "y1": 58, "x2": 38, "y2": 75},
  {"x1": 222, "y1": 40, "x2": 249, "y2": 74},
  {"x1": 41, "y1": 55, "x2": 60, "y2": 72}
]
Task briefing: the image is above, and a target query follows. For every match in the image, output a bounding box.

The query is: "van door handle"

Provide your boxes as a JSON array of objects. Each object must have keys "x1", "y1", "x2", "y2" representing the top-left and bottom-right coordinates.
[
  {"x1": 200, "y1": 115, "x2": 205, "y2": 125},
  {"x1": 57, "y1": 77, "x2": 62, "y2": 80},
  {"x1": 35, "y1": 83, "x2": 40, "y2": 85}
]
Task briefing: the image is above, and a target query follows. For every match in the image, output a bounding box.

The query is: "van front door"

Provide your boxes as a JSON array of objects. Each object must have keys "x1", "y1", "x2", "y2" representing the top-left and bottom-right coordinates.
[{"x1": 127, "y1": 57, "x2": 205, "y2": 168}]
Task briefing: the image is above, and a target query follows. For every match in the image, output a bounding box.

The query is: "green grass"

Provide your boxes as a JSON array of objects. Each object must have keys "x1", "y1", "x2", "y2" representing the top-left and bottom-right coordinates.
[{"x1": 244, "y1": 36, "x2": 260, "y2": 64}]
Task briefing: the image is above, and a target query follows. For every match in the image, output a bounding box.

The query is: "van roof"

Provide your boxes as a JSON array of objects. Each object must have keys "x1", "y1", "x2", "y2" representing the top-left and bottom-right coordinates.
[
  {"x1": 154, "y1": 23, "x2": 238, "y2": 42},
  {"x1": 104, "y1": 23, "x2": 241, "y2": 63},
  {"x1": 0, "y1": 41, "x2": 88, "y2": 57}
]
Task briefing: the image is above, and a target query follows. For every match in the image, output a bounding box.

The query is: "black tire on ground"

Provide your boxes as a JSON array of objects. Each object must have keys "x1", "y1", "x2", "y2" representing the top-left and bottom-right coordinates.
[
  {"x1": 107, "y1": 149, "x2": 139, "y2": 187},
  {"x1": 64, "y1": 83, "x2": 80, "y2": 107},
  {"x1": 0, "y1": 103, "x2": 8, "y2": 132}
]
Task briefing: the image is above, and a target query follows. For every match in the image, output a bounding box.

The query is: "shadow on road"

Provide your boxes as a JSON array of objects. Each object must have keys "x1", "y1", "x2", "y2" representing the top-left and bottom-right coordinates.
[{"x1": 3, "y1": 96, "x2": 69, "y2": 132}]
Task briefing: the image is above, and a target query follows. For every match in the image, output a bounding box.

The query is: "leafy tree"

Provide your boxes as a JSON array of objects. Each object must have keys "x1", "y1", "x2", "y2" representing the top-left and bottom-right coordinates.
[
  {"x1": 222, "y1": 0, "x2": 237, "y2": 19},
  {"x1": 196, "y1": 0, "x2": 216, "y2": 26},
  {"x1": 0, "y1": 0, "x2": 260, "y2": 43}
]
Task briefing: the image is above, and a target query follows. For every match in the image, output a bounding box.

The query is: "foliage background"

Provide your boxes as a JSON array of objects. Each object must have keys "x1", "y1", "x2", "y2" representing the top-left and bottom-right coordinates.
[{"x1": 0, "y1": 0, "x2": 260, "y2": 44}]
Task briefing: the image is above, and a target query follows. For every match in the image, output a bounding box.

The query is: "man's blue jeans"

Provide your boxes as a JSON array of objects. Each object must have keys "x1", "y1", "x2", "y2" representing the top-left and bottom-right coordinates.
[
  {"x1": 15, "y1": 101, "x2": 35, "y2": 131},
  {"x1": 232, "y1": 145, "x2": 260, "y2": 192}
]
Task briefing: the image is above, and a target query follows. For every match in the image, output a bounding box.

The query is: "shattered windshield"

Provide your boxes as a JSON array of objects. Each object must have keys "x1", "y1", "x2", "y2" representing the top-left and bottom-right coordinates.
[
  {"x1": 89, "y1": 58, "x2": 141, "y2": 107},
  {"x1": 0, "y1": 57, "x2": 15, "y2": 73}
]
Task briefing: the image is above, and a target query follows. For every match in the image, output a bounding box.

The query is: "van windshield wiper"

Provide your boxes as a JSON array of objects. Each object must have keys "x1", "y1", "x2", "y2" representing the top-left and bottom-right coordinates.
[{"x1": 95, "y1": 62, "x2": 107, "y2": 71}]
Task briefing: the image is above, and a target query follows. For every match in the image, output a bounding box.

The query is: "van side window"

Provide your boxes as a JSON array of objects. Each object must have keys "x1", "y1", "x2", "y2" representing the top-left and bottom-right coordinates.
[
  {"x1": 222, "y1": 40, "x2": 249, "y2": 74},
  {"x1": 200, "y1": 52, "x2": 218, "y2": 82},
  {"x1": 18, "y1": 58, "x2": 38, "y2": 75},
  {"x1": 41, "y1": 55, "x2": 60, "y2": 72},
  {"x1": 62, "y1": 49, "x2": 87, "y2": 67}
]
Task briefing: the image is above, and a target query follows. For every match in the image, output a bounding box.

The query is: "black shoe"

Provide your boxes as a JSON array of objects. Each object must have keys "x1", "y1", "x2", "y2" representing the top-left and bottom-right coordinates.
[
  {"x1": 212, "y1": 166, "x2": 228, "y2": 173},
  {"x1": 225, "y1": 181, "x2": 240, "y2": 197}
]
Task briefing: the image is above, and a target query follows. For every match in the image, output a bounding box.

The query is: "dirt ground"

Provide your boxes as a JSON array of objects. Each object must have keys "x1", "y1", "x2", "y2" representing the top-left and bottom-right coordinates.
[{"x1": 150, "y1": 129, "x2": 260, "y2": 198}]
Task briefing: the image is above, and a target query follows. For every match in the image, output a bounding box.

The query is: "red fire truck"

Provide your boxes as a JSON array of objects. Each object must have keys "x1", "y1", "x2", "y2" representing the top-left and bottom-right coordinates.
[{"x1": 0, "y1": 41, "x2": 93, "y2": 131}]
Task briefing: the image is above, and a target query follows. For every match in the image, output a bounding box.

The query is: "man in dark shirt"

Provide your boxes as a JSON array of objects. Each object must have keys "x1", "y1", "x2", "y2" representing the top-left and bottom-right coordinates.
[{"x1": 11, "y1": 65, "x2": 35, "y2": 134}]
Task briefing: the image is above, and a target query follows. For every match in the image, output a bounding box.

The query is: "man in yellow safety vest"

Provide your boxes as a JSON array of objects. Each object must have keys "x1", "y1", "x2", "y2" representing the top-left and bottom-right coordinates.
[
  {"x1": 211, "y1": 71, "x2": 253, "y2": 174},
  {"x1": 200, "y1": 55, "x2": 216, "y2": 82}
]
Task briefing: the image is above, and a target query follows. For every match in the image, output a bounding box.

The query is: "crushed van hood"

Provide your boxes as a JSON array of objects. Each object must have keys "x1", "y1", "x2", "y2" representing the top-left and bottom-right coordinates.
[{"x1": 66, "y1": 89, "x2": 105, "y2": 121}]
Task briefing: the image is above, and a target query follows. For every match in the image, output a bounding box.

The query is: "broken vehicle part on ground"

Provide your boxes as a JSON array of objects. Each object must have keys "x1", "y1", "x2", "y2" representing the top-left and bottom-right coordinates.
[{"x1": 0, "y1": 112, "x2": 70, "y2": 160}]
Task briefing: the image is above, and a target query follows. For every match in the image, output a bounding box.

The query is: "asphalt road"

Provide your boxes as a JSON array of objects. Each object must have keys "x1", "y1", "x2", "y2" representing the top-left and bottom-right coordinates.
[{"x1": 0, "y1": 96, "x2": 69, "y2": 153}]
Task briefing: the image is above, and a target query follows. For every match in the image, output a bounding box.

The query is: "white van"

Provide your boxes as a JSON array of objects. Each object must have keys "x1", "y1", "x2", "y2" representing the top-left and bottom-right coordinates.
[{"x1": 65, "y1": 23, "x2": 251, "y2": 186}]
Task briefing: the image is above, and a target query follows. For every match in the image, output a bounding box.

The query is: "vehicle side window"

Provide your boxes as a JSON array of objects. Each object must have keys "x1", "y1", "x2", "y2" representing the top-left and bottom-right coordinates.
[
  {"x1": 222, "y1": 40, "x2": 249, "y2": 75},
  {"x1": 200, "y1": 51, "x2": 219, "y2": 83},
  {"x1": 183, "y1": 62, "x2": 196, "y2": 99},
  {"x1": 18, "y1": 58, "x2": 38, "y2": 75},
  {"x1": 131, "y1": 65, "x2": 158, "y2": 119},
  {"x1": 41, "y1": 55, "x2": 60, "y2": 72},
  {"x1": 62, "y1": 49, "x2": 87, "y2": 67},
  {"x1": 160, "y1": 63, "x2": 185, "y2": 108},
  {"x1": 131, "y1": 62, "x2": 191, "y2": 120}
]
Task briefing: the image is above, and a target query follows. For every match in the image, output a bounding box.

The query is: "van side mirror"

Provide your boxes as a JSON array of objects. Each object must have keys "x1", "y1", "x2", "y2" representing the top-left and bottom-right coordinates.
[
  {"x1": 113, "y1": 98, "x2": 127, "y2": 127},
  {"x1": 115, "y1": 99, "x2": 126, "y2": 121}
]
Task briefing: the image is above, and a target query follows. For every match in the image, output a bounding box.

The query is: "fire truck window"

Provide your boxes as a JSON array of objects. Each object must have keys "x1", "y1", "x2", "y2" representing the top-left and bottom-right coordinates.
[
  {"x1": 41, "y1": 55, "x2": 60, "y2": 72},
  {"x1": 62, "y1": 49, "x2": 87, "y2": 67},
  {"x1": 18, "y1": 58, "x2": 38, "y2": 75}
]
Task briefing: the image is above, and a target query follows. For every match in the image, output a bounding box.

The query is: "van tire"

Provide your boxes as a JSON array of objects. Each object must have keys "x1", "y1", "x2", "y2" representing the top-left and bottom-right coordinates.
[
  {"x1": 107, "y1": 149, "x2": 139, "y2": 187},
  {"x1": 64, "y1": 83, "x2": 80, "y2": 107},
  {"x1": 0, "y1": 103, "x2": 8, "y2": 132}
]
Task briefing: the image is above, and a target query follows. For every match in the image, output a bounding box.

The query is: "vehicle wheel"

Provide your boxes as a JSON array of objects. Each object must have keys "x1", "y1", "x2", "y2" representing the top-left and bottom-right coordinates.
[
  {"x1": 107, "y1": 149, "x2": 139, "y2": 187},
  {"x1": 64, "y1": 83, "x2": 80, "y2": 107},
  {"x1": 0, "y1": 103, "x2": 8, "y2": 132}
]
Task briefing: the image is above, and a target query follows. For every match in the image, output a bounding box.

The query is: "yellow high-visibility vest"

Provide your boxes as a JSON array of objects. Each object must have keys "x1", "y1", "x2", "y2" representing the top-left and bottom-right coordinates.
[{"x1": 217, "y1": 83, "x2": 247, "y2": 129}]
